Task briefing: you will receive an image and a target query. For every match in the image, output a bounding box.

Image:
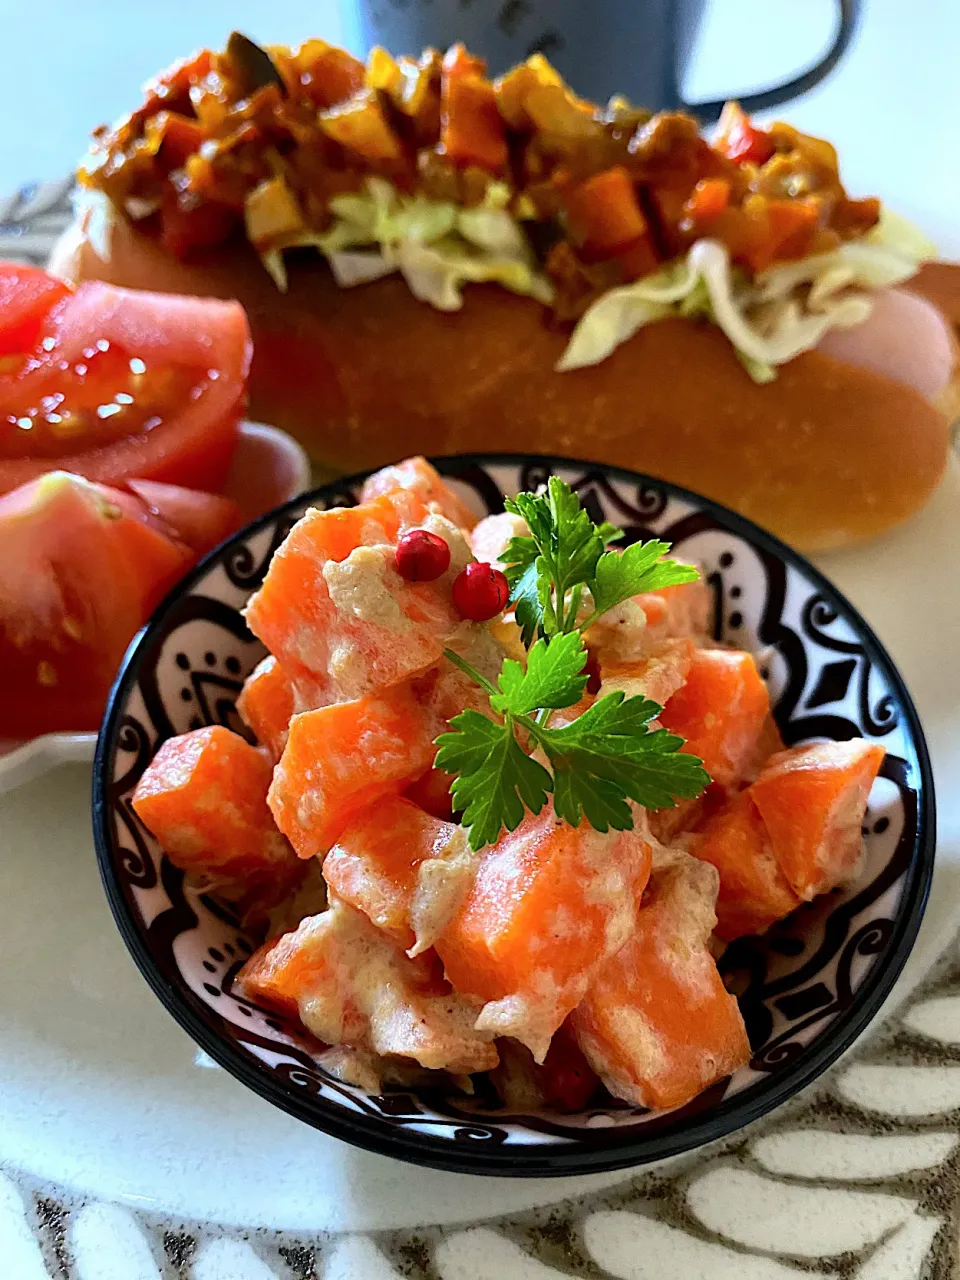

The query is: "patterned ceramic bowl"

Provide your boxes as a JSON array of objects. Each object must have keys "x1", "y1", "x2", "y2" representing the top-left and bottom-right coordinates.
[{"x1": 92, "y1": 455, "x2": 935, "y2": 1177}]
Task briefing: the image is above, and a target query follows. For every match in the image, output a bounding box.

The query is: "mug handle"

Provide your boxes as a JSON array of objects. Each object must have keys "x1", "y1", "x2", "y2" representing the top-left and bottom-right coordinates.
[{"x1": 678, "y1": 0, "x2": 863, "y2": 125}]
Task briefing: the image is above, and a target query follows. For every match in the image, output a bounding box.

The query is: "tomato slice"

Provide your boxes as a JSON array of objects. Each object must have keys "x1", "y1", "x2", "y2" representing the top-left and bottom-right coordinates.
[
  {"x1": 0, "y1": 264, "x2": 71, "y2": 357},
  {"x1": 0, "y1": 280, "x2": 251, "y2": 497},
  {"x1": 126, "y1": 478, "x2": 241, "y2": 556},
  {"x1": 0, "y1": 471, "x2": 193, "y2": 737}
]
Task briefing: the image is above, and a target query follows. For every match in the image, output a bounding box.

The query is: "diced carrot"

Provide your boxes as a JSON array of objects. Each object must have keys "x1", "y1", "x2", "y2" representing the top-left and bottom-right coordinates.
[
  {"x1": 322, "y1": 796, "x2": 460, "y2": 949},
  {"x1": 659, "y1": 647, "x2": 770, "y2": 789},
  {"x1": 440, "y1": 57, "x2": 507, "y2": 172},
  {"x1": 564, "y1": 166, "x2": 648, "y2": 256},
  {"x1": 360, "y1": 456, "x2": 478, "y2": 531},
  {"x1": 443, "y1": 43, "x2": 487, "y2": 79},
  {"x1": 749, "y1": 739, "x2": 885, "y2": 900},
  {"x1": 243, "y1": 496, "x2": 409, "y2": 705},
  {"x1": 436, "y1": 807, "x2": 652, "y2": 1061},
  {"x1": 236, "y1": 655, "x2": 295, "y2": 764},
  {"x1": 244, "y1": 495, "x2": 464, "y2": 705},
  {"x1": 571, "y1": 854, "x2": 750, "y2": 1109},
  {"x1": 236, "y1": 896, "x2": 499, "y2": 1073},
  {"x1": 235, "y1": 928, "x2": 323, "y2": 1018},
  {"x1": 299, "y1": 44, "x2": 366, "y2": 109},
  {"x1": 745, "y1": 198, "x2": 820, "y2": 272},
  {"x1": 268, "y1": 685, "x2": 438, "y2": 858},
  {"x1": 492, "y1": 53, "x2": 564, "y2": 130},
  {"x1": 366, "y1": 46, "x2": 402, "y2": 95},
  {"x1": 767, "y1": 198, "x2": 820, "y2": 246},
  {"x1": 685, "y1": 178, "x2": 731, "y2": 223},
  {"x1": 598, "y1": 636, "x2": 694, "y2": 707},
  {"x1": 132, "y1": 725, "x2": 298, "y2": 884},
  {"x1": 690, "y1": 789, "x2": 802, "y2": 940}
]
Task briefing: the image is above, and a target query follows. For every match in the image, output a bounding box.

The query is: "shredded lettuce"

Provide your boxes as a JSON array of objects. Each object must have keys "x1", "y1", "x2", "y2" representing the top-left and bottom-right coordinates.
[
  {"x1": 247, "y1": 174, "x2": 934, "y2": 373},
  {"x1": 382, "y1": 238, "x2": 553, "y2": 311},
  {"x1": 558, "y1": 207, "x2": 936, "y2": 381},
  {"x1": 259, "y1": 176, "x2": 553, "y2": 308}
]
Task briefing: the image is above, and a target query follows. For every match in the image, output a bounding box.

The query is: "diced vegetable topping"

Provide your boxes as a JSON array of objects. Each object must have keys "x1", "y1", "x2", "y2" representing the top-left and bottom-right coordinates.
[
  {"x1": 436, "y1": 807, "x2": 653, "y2": 1061},
  {"x1": 78, "y1": 38, "x2": 930, "y2": 376}
]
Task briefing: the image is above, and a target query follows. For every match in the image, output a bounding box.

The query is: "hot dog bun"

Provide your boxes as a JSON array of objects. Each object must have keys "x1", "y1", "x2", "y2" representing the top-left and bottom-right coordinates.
[{"x1": 52, "y1": 205, "x2": 956, "y2": 552}]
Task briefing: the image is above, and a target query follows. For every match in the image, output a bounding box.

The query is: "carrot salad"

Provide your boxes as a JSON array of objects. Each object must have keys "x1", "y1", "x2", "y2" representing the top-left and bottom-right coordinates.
[{"x1": 132, "y1": 458, "x2": 885, "y2": 1111}]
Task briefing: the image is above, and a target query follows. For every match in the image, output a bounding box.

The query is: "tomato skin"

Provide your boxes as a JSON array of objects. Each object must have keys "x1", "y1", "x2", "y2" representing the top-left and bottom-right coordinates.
[
  {"x1": 125, "y1": 478, "x2": 240, "y2": 555},
  {"x1": 714, "y1": 102, "x2": 775, "y2": 167},
  {"x1": 159, "y1": 190, "x2": 239, "y2": 260},
  {"x1": 0, "y1": 280, "x2": 251, "y2": 497},
  {"x1": 0, "y1": 264, "x2": 71, "y2": 357},
  {"x1": 0, "y1": 472, "x2": 193, "y2": 737}
]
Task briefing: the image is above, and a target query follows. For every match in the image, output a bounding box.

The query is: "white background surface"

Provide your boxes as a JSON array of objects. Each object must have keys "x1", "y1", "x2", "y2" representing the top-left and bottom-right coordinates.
[{"x1": 0, "y1": 0, "x2": 957, "y2": 254}]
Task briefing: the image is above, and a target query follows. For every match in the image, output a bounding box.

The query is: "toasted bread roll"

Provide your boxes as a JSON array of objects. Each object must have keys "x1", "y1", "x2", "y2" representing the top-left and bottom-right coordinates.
[{"x1": 53, "y1": 208, "x2": 955, "y2": 551}]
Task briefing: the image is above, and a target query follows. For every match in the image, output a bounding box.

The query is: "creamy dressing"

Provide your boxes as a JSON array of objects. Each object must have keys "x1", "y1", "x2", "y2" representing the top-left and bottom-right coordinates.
[
  {"x1": 408, "y1": 826, "x2": 477, "y2": 958},
  {"x1": 323, "y1": 546, "x2": 411, "y2": 631}
]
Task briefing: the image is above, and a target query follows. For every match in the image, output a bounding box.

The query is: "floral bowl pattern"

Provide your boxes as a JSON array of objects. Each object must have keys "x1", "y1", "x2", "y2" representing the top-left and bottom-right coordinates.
[{"x1": 91, "y1": 455, "x2": 935, "y2": 1177}]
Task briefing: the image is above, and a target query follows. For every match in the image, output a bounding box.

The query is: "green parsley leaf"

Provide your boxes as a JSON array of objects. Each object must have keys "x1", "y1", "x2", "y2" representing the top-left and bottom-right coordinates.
[
  {"x1": 510, "y1": 556, "x2": 547, "y2": 647},
  {"x1": 504, "y1": 478, "x2": 606, "y2": 620},
  {"x1": 597, "y1": 521, "x2": 624, "y2": 547},
  {"x1": 501, "y1": 533, "x2": 538, "y2": 588},
  {"x1": 544, "y1": 477, "x2": 605, "y2": 591},
  {"x1": 550, "y1": 764, "x2": 635, "y2": 833},
  {"x1": 435, "y1": 710, "x2": 552, "y2": 850},
  {"x1": 438, "y1": 476, "x2": 710, "y2": 849},
  {"x1": 534, "y1": 693, "x2": 711, "y2": 817},
  {"x1": 492, "y1": 632, "x2": 588, "y2": 717},
  {"x1": 588, "y1": 540, "x2": 700, "y2": 620}
]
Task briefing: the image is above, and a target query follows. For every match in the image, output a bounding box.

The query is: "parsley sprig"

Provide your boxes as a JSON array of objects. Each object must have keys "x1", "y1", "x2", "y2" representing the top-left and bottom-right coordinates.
[
  {"x1": 501, "y1": 478, "x2": 699, "y2": 644},
  {"x1": 436, "y1": 479, "x2": 710, "y2": 850}
]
